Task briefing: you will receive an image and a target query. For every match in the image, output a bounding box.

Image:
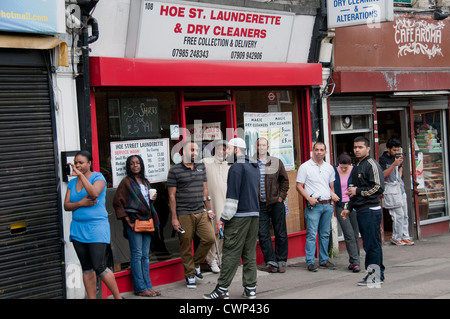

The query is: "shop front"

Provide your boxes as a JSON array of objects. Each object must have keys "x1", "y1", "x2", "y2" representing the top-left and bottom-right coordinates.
[
  {"x1": 0, "y1": 1, "x2": 72, "y2": 299},
  {"x1": 88, "y1": 0, "x2": 322, "y2": 296},
  {"x1": 329, "y1": 13, "x2": 450, "y2": 242}
]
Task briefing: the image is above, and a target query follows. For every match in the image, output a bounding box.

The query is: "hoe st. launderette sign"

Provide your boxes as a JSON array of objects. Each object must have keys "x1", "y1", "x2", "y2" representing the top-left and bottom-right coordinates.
[
  {"x1": 126, "y1": 0, "x2": 296, "y2": 62},
  {"x1": 326, "y1": 0, "x2": 394, "y2": 28}
]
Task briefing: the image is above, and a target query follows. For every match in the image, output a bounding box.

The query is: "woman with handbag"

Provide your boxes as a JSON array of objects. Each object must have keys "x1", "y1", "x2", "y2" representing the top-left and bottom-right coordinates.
[
  {"x1": 64, "y1": 150, "x2": 123, "y2": 299},
  {"x1": 113, "y1": 155, "x2": 161, "y2": 297}
]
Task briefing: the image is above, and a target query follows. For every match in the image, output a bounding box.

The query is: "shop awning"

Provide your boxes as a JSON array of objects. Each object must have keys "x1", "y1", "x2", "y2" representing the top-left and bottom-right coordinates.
[
  {"x1": 0, "y1": 34, "x2": 68, "y2": 67},
  {"x1": 89, "y1": 56, "x2": 322, "y2": 88}
]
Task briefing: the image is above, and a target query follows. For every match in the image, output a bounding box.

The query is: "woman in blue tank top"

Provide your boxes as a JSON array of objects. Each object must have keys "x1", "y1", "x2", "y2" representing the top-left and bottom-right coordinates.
[{"x1": 64, "y1": 150, "x2": 123, "y2": 299}]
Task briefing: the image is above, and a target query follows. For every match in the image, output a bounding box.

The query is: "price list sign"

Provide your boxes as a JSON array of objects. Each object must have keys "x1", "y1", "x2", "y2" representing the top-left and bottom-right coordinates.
[{"x1": 110, "y1": 138, "x2": 170, "y2": 187}]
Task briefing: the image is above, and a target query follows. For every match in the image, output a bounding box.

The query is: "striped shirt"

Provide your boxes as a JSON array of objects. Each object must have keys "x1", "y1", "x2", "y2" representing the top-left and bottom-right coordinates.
[
  {"x1": 257, "y1": 158, "x2": 267, "y2": 201},
  {"x1": 167, "y1": 162, "x2": 207, "y2": 215}
]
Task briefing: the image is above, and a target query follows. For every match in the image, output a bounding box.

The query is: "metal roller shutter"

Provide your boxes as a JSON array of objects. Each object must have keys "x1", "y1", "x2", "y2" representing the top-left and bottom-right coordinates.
[
  {"x1": 329, "y1": 95, "x2": 373, "y2": 115},
  {"x1": 0, "y1": 65, "x2": 65, "y2": 299}
]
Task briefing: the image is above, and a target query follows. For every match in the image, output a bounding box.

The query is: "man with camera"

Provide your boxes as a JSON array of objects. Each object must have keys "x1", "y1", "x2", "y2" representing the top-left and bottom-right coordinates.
[{"x1": 379, "y1": 138, "x2": 414, "y2": 246}]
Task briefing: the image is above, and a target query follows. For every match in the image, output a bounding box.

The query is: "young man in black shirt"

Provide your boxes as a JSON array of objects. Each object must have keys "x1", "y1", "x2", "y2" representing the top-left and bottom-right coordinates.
[{"x1": 341, "y1": 136, "x2": 385, "y2": 286}]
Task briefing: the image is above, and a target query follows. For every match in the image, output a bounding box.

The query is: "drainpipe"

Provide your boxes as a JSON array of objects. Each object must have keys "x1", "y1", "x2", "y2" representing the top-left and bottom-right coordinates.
[
  {"x1": 308, "y1": 2, "x2": 329, "y2": 148},
  {"x1": 75, "y1": 0, "x2": 99, "y2": 154}
]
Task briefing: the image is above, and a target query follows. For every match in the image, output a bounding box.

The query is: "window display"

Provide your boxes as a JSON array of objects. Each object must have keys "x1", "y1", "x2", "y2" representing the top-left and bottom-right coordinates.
[
  {"x1": 414, "y1": 111, "x2": 448, "y2": 221},
  {"x1": 235, "y1": 89, "x2": 305, "y2": 233}
]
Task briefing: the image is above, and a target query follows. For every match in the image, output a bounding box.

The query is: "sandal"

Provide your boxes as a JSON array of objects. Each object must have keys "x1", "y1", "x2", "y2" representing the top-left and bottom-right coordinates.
[{"x1": 136, "y1": 289, "x2": 161, "y2": 297}]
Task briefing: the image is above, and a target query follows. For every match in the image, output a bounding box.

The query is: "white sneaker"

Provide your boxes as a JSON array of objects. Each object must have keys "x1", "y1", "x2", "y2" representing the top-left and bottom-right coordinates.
[{"x1": 209, "y1": 260, "x2": 220, "y2": 273}]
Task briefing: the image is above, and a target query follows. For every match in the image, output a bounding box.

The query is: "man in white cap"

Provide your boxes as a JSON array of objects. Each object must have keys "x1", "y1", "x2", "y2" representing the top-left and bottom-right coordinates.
[{"x1": 204, "y1": 137, "x2": 260, "y2": 299}]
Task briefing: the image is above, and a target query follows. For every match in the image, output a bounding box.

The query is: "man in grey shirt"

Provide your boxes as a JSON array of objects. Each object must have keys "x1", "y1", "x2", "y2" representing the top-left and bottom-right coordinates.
[{"x1": 168, "y1": 141, "x2": 215, "y2": 289}]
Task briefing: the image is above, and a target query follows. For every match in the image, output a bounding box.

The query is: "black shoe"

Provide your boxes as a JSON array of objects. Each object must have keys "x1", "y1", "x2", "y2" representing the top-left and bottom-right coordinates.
[
  {"x1": 242, "y1": 286, "x2": 256, "y2": 299},
  {"x1": 203, "y1": 286, "x2": 229, "y2": 299},
  {"x1": 195, "y1": 267, "x2": 203, "y2": 280},
  {"x1": 186, "y1": 276, "x2": 196, "y2": 289},
  {"x1": 357, "y1": 272, "x2": 384, "y2": 287},
  {"x1": 319, "y1": 261, "x2": 336, "y2": 270},
  {"x1": 257, "y1": 264, "x2": 278, "y2": 273},
  {"x1": 307, "y1": 263, "x2": 318, "y2": 272}
]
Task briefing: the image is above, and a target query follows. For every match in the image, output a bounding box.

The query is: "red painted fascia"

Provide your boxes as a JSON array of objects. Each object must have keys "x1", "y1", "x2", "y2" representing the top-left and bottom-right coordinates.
[
  {"x1": 332, "y1": 70, "x2": 450, "y2": 93},
  {"x1": 89, "y1": 56, "x2": 323, "y2": 88}
]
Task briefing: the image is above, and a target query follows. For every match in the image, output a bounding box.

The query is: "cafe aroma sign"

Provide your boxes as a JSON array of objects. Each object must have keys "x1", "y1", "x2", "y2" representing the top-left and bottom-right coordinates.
[{"x1": 394, "y1": 18, "x2": 444, "y2": 59}]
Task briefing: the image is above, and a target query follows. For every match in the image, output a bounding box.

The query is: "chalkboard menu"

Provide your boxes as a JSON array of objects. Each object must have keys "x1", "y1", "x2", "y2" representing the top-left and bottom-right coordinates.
[{"x1": 118, "y1": 97, "x2": 159, "y2": 139}]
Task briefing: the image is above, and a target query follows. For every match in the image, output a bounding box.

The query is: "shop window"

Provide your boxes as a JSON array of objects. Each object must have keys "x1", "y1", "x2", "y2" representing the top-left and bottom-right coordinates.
[
  {"x1": 235, "y1": 89, "x2": 305, "y2": 233},
  {"x1": 95, "y1": 90, "x2": 180, "y2": 270},
  {"x1": 414, "y1": 110, "x2": 449, "y2": 222}
]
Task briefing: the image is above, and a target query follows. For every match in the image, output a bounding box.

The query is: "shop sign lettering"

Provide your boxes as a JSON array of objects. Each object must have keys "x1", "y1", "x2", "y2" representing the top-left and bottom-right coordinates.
[
  {"x1": 126, "y1": 0, "x2": 296, "y2": 62},
  {"x1": 394, "y1": 19, "x2": 444, "y2": 59},
  {"x1": 326, "y1": 0, "x2": 393, "y2": 28}
]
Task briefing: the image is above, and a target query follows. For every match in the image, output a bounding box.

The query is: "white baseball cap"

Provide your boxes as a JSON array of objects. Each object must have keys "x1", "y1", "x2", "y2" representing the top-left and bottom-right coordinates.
[{"x1": 228, "y1": 138, "x2": 246, "y2": 149}]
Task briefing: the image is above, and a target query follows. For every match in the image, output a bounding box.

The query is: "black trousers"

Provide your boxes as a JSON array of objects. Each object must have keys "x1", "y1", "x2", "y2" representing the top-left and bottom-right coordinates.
[
  {"x1": 258, "y1": 201, "x2": 288, "y2": 266},
  {"x1": 72, "y1": 240, "x2": 110, "y2": 277}
]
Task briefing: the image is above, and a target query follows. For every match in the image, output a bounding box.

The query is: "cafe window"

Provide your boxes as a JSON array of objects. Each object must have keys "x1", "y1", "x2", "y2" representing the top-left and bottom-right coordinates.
[
  {"x1": 235, "y1": 89, "x2": 305, "y2": 233},
  {"x1": 414, "y1": 110, "x2": 449, "y2": 222}
]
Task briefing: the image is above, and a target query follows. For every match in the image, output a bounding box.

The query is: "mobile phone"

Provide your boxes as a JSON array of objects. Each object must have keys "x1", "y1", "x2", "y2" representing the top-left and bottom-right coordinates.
[
  {"x1": 64, "y1": 164, "x2": 71, "y2": 176},
  {"x1": 178, "y1": 226, "x2": 185, "y2": 234},
  {"x1": 219, "y1": 226, "x2": 224, "y2": 239}
]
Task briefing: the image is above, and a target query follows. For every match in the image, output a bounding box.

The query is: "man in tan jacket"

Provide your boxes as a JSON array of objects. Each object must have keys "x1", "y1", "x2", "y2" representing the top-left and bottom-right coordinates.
[{"x1": 202, "y1": 140, "x2": 230, "y2": 273}]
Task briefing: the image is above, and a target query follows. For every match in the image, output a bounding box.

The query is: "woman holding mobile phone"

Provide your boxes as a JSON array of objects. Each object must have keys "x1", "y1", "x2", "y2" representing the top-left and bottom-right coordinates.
[
  {"x1": 333, "y1": 152, "x2": 361, "y2": 273},
  {"x1": 113, "y1": 155, "x2": 161, "y2": 297},
  {"x1": 64, "y1": 150, "x2": 123, "y2": 299}
]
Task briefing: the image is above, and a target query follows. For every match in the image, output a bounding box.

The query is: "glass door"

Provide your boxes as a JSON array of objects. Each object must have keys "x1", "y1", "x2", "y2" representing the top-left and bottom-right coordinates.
[
  {"x1": 180, "y1": 90, "x2": 236, "y2": 159},
  {"x1": 413, "y1": 110, "x2": 449, "y2": 223}
]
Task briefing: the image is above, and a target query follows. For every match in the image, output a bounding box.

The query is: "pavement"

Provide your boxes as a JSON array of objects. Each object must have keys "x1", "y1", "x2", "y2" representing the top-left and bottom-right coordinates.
[{"x1": 121, "y1": 232, "x2": 450, "y2": 300}]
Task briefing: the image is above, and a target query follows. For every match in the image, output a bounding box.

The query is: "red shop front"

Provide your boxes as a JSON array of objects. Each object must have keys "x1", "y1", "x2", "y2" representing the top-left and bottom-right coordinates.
[{"x1": 88, "y1": 56, "x2": 322, "y2": 297}]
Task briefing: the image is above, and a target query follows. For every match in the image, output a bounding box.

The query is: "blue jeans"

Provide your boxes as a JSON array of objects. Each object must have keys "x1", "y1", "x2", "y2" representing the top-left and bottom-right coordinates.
[
  {"x1": 126, "y1": 225, "x2": 152, "y2": 293},
  {"x1": 305, "y1": 203, "x2": 333, "y2": 265},
  {"x1": 356, "y1": 207, "x2": 385, "y2": 281}
]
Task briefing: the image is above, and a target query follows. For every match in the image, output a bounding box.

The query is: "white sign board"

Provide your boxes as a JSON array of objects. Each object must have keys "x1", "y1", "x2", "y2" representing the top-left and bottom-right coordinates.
[
  {"x1": 244, "y1": 112, "x2": 295, "y2": 171},
  {"x1": 186, "y1": 122, "x2": 222, "y2": 141},
  {"x1": 110, "y1": 138, "x2": 170, "y2": 187},
  {"x1": 126, "y1": 0, "x2": 295, "y2": 62},
  {"x1": 326, "y1": 0, "x2": 393, "y2": 28}
]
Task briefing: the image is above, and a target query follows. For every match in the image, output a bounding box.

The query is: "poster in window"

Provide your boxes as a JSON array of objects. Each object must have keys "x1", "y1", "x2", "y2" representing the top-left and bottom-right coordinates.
[
  {"x1": 244, "y1": 112, "x2": 295, "y2": 171},
  {"x1": 110, "y1": 138, "x2": 170, "y2": 188},
  {"x1": 119, "y1": 97, "x2": 160, "y2": 139}
]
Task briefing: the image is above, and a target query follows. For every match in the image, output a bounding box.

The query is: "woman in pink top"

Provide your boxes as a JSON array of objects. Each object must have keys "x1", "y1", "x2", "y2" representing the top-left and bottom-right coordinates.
[{"x1": 333, "y1": 153, "x2": 361, "y2": 273}]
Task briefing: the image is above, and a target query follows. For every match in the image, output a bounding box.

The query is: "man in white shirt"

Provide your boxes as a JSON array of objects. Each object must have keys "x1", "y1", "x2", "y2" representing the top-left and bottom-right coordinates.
[
  {"x1": 296, "y1": 142, "x2": 339, "y2": 272},
  {"x1": 202, "y1": 140, "x2": 230, "y2": 273}
]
